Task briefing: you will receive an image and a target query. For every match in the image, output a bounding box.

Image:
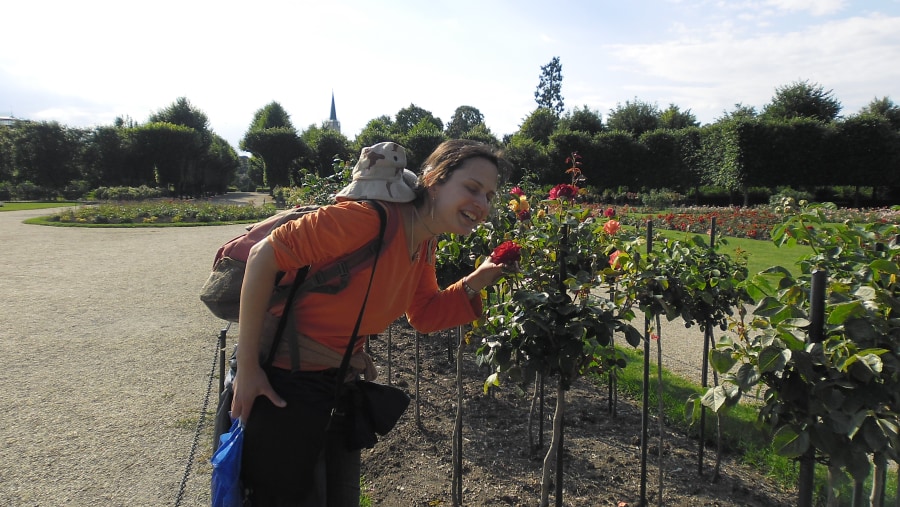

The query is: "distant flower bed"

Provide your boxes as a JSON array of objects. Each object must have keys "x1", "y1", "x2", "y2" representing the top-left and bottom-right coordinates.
[
  {"x1": 47, "y1": 200, "x2": 277, "y2": 225},
  {"x1": 613, "y1": 205, "x2": 900, "y2": 241}
]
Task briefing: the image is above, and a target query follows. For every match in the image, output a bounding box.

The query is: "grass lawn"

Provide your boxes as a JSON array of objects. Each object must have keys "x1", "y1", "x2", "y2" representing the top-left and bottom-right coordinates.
[
  {"x1": 0, "y1": 202, "x2": 79, "y2": 212},
  {"x1": 656, "y1": 228, "x2": 812, "y2": 277}
]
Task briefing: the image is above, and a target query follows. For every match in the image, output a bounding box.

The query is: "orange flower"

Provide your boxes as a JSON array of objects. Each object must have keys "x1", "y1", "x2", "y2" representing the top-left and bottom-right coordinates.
[{"x1": 603, "y1": 219, "x2": 621, "y2": 235}]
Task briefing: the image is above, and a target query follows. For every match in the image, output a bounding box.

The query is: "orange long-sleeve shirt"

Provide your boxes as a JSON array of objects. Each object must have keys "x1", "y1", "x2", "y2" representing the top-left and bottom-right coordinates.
[{"x1": 267, "y1": 200, "x2": 481, "y2": 368}]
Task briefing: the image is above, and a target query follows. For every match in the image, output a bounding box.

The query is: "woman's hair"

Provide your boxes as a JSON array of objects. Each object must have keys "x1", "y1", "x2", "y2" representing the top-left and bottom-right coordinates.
[{"x1": 412, "y1": 140, "x2": 507, "y2": 205}]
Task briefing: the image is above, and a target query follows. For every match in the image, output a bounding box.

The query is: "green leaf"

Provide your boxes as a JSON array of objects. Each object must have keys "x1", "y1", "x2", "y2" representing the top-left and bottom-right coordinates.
[
  {"x1": 758, "y1": 346, "x2": 789, "y2": 373},
  {"x1": 623, "y1": 326, "x2": 642, "y2": 347},
  {"x1": 735, "y1": 363, "x2": 760, "y2": 390},
  {"x1": 827, "y1": 301, "x2": 865, "y2": 325},
  {"x1": 870, "y1": 259, "x2": 900, "y2": 275},
  {"x1": 684, "y1": 395, "x2": 701, "y2": 425},
  {"x1": 772, "y1": 425, "x2": 809, "y2": 458},
  {"x1": 710, "y1": 349, "x2": 737, "y2": 373}
]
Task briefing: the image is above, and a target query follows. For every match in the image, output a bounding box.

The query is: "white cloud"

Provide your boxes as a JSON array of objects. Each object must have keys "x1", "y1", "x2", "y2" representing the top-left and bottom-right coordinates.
[
  {"x1": 764, "y1": 0, "x2": 847, "y2": 16},
  {"x1": 604, "y1": 13, "x2": 900, "y2": 122}
]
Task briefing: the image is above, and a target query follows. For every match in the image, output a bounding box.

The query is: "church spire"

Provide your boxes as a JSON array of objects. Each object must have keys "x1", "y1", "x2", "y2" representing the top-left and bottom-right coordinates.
[{"x1": 325, "y1": 91, "x2": 341, "y2": 133}]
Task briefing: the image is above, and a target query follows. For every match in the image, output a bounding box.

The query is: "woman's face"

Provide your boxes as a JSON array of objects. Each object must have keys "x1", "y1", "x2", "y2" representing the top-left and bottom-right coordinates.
[{"x1": 430, "y1": 157, "x2": 499, "y2": 235}]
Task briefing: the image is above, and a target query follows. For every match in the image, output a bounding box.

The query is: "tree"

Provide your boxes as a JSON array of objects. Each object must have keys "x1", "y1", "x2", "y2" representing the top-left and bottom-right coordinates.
[
  {"x1": 534, "y1": 56, "x2": 564, "y2": 116},
  {"x1": 518, "y1": 108, "x2": 559, "y2": 144},
  {"x1": 859, "y1": 96, "x2": 900, "y2": 131},
  {"x1": 716, "y1": 103, "x2": 758, "y2": 122},
  {"x1": 395, "y1": 104, "x2": 442, "y2": 135},
  {"x1": 558, "y1": 106, "x2": 603, "y2": 135},
  {"x1": 202, "y1": 134, "x2": 239, "y2": 194},
  {"x1": 240, "y1": 102, "x2": 307, "y2": 187},
  {"x1": 355, "y1": 115, "x2": 400, "y2": 152},
  {"x1": 659, "y1": 104, "x2": 700, "y2": 130},
  {"x1": 12, "y1": 121, "x2": 83, "y2": 190},
  {"x1": 445, "y1": 106, "x2": 485, "y2": 139},
  {"x1": 301, "y1": 124, "x2": 352, "y2": 176},
  {"x1": 459, "y1": 123, "x2": 500, "y2": 147},
  {"x1": 607, "y1": 99, "x2": 661, "y2": 136},
  {"x1": 401, "y1": 119, "x2": 447, "y2": 170},
  {"x1": 133, "y1": 121, "x2": 204, "y2": 196},
  {"x1": 761, "y1": 80, "x2": 841, "y2": 123},
  {"x1": 149, "y1": 97, "x2": 212, "y2": 148}
]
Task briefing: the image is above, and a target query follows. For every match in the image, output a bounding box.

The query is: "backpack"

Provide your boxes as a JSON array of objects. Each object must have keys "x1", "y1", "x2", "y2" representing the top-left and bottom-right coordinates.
[{"x1": 199, "y1": 200, "x2": 391, "y2": 322}]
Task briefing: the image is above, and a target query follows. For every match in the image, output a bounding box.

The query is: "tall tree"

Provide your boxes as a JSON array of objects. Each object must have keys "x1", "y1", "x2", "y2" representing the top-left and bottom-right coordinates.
[
  {"x1": 859, "y1": 96, "x2": 900, "y2": 131},
  {"x1": 395, "y1": 104, "x2": 442, "y2": 135},
  {"x1": 240, "y1": 102, "x2": 306, "y2": 187},
  {"x1": 607, "y1": 99, "x2": 661, "y2": 136},
  {"x1": 534, "y1": 56, "x2": 564, "y2": 116},
  {"x1": 445, "y1": 106, "x2": 485, "y2": 139},
  {"x1": 659, "y1": 104, "x2": 700, "y2": 130},
  {"x1": 761, "y1": 80, "x2": 841, "y2": 123}
]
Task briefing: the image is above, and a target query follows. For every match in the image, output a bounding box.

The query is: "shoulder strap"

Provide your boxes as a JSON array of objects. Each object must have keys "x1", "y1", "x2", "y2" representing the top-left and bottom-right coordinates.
[{"x1": 263, "y1": 200, "x2": 388, "y2": 370}]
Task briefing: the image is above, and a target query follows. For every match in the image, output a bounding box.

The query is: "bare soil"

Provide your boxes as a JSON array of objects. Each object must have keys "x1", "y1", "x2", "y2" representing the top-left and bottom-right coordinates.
[
  {"x1": 0, "y1": 195, "x2": 797, "y2": 506},
  {"x1": 361, "y1": 323, "x2": 796, "y2": 507}
]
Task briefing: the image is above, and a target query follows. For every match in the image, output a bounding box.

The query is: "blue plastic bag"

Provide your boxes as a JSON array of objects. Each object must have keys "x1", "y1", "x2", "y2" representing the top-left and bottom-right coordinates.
[{"x1": 211, "y1": 418, "x2": 244, "y2": 507}]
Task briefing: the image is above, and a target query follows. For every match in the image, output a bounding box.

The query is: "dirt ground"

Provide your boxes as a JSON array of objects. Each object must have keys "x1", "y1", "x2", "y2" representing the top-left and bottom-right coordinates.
[{"x1": 0, "y1": 194, "x2": 797, "y2": 506}]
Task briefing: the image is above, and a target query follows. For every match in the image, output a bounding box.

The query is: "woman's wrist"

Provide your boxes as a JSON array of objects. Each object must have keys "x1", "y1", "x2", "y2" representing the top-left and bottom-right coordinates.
[{"x1": 462, "y1": 276, "x2": 480, "y2": 298}]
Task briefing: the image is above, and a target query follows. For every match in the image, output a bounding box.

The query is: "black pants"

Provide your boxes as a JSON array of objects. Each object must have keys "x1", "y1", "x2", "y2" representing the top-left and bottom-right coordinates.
[{"x1": 241, "y1": 368, "x2": 360, "y2": 507}]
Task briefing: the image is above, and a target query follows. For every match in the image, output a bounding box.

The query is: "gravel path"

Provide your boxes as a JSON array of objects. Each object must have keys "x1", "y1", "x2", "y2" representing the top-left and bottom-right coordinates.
[{"x1": 0, "y1": 194, "x2": 714, "y2": 506}]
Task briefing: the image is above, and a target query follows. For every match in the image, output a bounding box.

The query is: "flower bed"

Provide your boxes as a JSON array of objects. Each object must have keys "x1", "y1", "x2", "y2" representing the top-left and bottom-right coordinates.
[{"x1": 47, "y1": 200, "x2": 277, "y2": 225}]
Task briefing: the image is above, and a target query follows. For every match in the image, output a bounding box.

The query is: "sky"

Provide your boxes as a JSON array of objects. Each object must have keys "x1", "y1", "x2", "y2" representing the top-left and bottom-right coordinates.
[{"x1": 3, "y1": 0, "x2": 899, "y2": 154}]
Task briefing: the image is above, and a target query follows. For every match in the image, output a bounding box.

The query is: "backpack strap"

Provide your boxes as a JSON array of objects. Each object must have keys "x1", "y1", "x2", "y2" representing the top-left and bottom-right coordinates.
[{"x1": 263, "y1": 200, "x2": 389, "y2": 371}]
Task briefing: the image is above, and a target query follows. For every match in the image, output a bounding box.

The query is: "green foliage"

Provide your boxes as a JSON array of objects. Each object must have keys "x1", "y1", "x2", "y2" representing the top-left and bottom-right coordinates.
[
  {"x1": 301, "y1": 125, "x2": 352, "y2": 176},
  {"x1": 518, "y1": 108, "x2": 559, "y2": 145},
  {"x1": 703, "y1": 201, "x2": 900, "y2": 486},
  {"x1": 607, "y1": 98, "x2": 661, "y2": 136},
  {"x1": 40, "y1": 200, "x2": 276, "y2": 226},
  {"x1": 559, "y1": 106, "x2": 603, "y2": 135},
  {"x1": 659, "y1": 103, "x2": 700, "y2": 130},
  {"x1": 445, "y1": 106, "x2": 485, "y2": 139},
  {"x1": 395, "y1": 104, "x2": 443, "y2": 135},
  {"x1": 471, "y1": 195, "x2": 639, "y2": 391},
  {"x1": 272, "y1": 157, "x2": 353, "y2": 207},
  {"x1": 401, "y1": 119, "x2": 447, "y2": 170},
  {"x1": 761, "y1": 80, "x2": 842, "y2": 123}
]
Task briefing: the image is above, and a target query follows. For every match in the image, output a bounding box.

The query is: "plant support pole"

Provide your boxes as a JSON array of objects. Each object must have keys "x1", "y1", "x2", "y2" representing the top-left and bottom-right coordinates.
[
  {"x1": 640, "y1": 220, "x2": 653, "y2": 506},
  {"x1": 798, "y1": 269, "x2": 826, "y2": 507},
  {"x1": 698, "y1": 217, "x2": 715, "y2": 474}
]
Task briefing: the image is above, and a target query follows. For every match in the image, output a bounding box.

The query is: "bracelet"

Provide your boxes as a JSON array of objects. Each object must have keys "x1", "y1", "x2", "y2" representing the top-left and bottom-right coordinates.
[{"x1": 462, "y1": 277, "x2": 479, "y2": 298}]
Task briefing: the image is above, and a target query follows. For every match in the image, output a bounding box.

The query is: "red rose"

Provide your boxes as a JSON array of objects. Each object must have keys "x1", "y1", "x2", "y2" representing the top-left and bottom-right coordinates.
[
  {"x1": 604, "y1": 207, "x2": 616, "y2": 218},
  {"x1": 491, "y1": 240, "x2": 522, "y2": 265},
  {"x1": 510, "y1": 186, "x2": 525, "y2": 197},
  {"x1": 549, "y1": 183, "x2": 579, "y2": 201}
]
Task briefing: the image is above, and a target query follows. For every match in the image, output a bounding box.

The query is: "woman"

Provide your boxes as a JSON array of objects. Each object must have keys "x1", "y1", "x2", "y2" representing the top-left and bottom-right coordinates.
[{"x1": 232, "y1": 139, "x2": 509, "y2": 505}]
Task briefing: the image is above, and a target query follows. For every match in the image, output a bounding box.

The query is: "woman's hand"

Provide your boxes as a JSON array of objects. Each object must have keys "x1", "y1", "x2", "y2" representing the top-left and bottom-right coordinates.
[
  {"x1": 231, "y1": 363, "x2": 286, "y2": 423},
  {"x1": 464, "y1": 255, "x2": 515, "y2": 293}
]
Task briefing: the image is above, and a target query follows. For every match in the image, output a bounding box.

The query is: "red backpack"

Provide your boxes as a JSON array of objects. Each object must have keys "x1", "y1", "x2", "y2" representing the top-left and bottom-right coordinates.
[{"x1": 199, "y1": 200, "x2": 392, "y2": 322}]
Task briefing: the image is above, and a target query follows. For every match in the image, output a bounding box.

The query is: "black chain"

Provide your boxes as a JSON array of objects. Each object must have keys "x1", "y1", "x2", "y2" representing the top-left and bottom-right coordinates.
[{"x1": 174, "y1": 334, "x2": 220, "y2": 506}]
